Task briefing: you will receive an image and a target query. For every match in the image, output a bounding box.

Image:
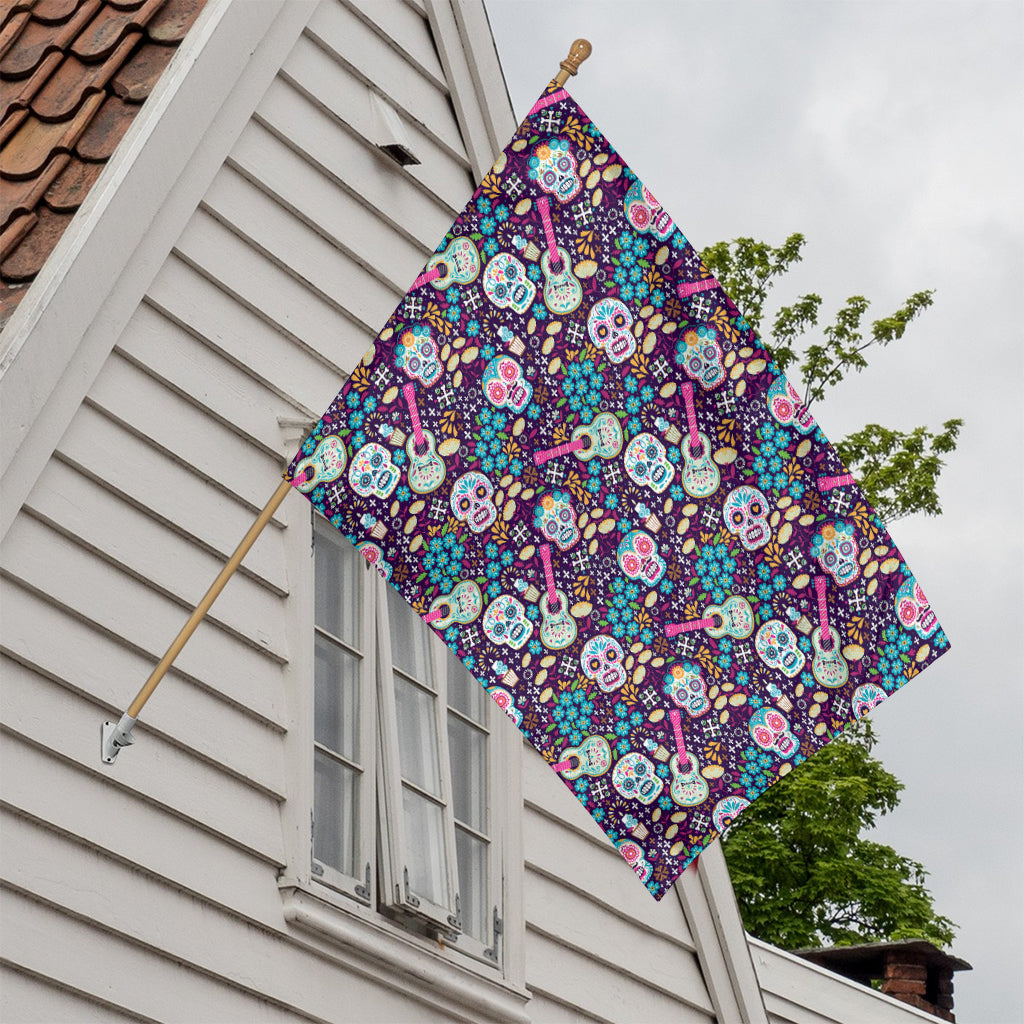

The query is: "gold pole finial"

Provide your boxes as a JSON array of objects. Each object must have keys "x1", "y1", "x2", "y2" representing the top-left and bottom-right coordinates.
[{"x1": 554, "y1": 39, "x2": 592, "y2": 87}]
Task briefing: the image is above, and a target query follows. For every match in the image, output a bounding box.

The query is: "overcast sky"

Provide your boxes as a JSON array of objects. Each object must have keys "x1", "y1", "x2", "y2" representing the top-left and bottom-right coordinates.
[{"x1": 483, "y1": 2, "x2": 1023, "y2": 1020}]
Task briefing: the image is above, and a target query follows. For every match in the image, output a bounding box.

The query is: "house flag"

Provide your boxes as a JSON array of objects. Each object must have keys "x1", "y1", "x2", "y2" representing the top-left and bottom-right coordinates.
[{"x1": 285, "y1": 77, "x2": 950, "y2": 900}]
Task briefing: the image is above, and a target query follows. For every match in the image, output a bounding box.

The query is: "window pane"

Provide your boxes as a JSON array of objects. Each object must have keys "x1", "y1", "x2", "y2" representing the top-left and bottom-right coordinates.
[
  {"x1": 315, "y1": 518, "x2": 360, "y2": 645},
  {"x1": 402, "y1": 787, "x2": 448, "y2": 907},
  {"x1": 394, "y1": 675, "x2": 441, "y2": 796},
  {"x1": 315, "y1": 634, "x2": 359, "y2": 760},
  {"x1": 446, "y1": 647, "x2": 486, "y2": 723},
  {"x1": 313, "y1": 750, "x2": 359, "y2": 877},
  {"x1": 447, "y1": 716, "x2": 487, "y2": 833},
  {"x1": 455, "y1": 827, "x2": 489, "y2": 942},
  {"x1": 387, "y1": 584, "x2": 430, "y2": 682}
]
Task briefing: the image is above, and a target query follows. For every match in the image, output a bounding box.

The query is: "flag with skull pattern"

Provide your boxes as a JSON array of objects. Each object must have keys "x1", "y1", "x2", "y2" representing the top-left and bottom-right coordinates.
[{"x1": 285, "y1": 77, "x2": 950, "y2": 899}]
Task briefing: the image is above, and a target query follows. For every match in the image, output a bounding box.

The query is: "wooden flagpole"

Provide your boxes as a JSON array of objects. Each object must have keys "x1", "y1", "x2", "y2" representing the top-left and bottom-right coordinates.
[{"x1": 101, "y1": 39, "x2": 593, "y2": 765}]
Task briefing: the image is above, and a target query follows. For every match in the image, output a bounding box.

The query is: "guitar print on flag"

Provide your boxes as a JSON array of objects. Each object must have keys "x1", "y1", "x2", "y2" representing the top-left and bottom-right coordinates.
[{"x1": 286, "y1": 78, "x2": 951, "y2": 900}]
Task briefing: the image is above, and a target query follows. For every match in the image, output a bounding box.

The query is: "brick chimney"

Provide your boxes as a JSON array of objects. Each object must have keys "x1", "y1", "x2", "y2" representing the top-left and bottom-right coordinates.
[{"x1": 794, "y1": 939, "x2": 971, "y2": 1021}]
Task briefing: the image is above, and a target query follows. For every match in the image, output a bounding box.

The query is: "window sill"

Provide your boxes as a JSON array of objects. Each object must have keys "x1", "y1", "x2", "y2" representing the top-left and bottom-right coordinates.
[{"x1": 279, "y1": 886, "x2": 531, "y2": 1022}]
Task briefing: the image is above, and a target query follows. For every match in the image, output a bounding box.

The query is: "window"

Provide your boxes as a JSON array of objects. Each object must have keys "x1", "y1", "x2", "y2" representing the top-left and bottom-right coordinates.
[{"x1": 311, "y1": 513, "x2": 503, "y2": 963}]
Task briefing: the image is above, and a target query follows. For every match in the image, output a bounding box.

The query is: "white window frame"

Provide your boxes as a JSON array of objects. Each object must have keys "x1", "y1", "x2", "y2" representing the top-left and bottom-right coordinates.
[{"x1": 277, "y1": 504, "x2": 525, "y2": 991}]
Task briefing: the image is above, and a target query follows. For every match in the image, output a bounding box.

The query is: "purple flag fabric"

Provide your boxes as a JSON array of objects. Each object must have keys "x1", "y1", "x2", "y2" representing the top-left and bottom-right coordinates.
[{"x1": 285, "y1": 78, "x2": 950, "y2": 899}]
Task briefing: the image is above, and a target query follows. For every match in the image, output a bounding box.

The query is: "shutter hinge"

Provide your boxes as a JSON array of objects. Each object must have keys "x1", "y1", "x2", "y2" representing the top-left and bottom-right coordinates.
[{"x1": 483, "y1": 906, "x2": 502, "y2": 962}]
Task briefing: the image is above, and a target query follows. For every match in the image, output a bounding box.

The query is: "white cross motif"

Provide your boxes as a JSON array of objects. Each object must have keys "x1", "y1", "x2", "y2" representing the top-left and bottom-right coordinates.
[
  {"x1": 327, "y1": 482, "x2": 347, "y2": 507},
  {"x1": 559, "y1": 653, "x2": 577, "y2": 676},
  {"x1": 537, "y1": 109, "x2": 561, "y2": 133},
  {"x1": 374, "y1": 365, "x2": 392, "y2": 389},
  {"x1": 703, "y1": 504, "x2": 720, "y2": 528},
  {"x1": 849, "y1": 588, "x2": 867, "y2": 612},
  {"x1": 735, "y1": 643, "x2": 752, "y2": 665},
  {"x1": 546, "y1": 461, "x2": 566, "y2": 484},
  {"x1": 604, "y1": 462, "x2": 622, "y2": 486},
  {"x1": 504, "y1": 173, "x2": 524, "y2": 198},
  {"x1": 511, "y1": 522, "x2": 530, "y2": 546},
  {"x1": 830, "y1": 491, "x2": 851, "y2": 515},
  {"x1": 699, "y1": 718, "x2": 719, "y2": 739},
  {"x1": 785, "y1": 549, "x2": 805, "y2": 573},
  {"x1": 690, "y1": 294, "x2": 712, "y2": 319},
  {"x1": 691, "y1": 811, "x2": 709, "y2": 832},
  {"x1": 571, "y1": 548, "x2": 590, "y2": 573},
  {"x1": 572, "y1": 204, "x2": 594, "y2": 226},
  {"x1": 831, "y1": 696, "x2": 850, "y2": 719},
  {"x1": 429, "y1": 498, "x2": 447, "y2": 519},
  {"x1": 640, "y1": 688, "x2": 659, "y2": 709},
  {"x1": 589, "y1": 779, "x2": 609, "y2": 803},
  {"x1": 674, "y1": 634, "x2": 697, "y2": 657},
  {"x1": 462, "y1": 627, "x2": 480, "y2": 647},
  {"x1": 463, "y1": 289, "x2": 482, "y2": 313},
  {"x1": 651, "y1": 356, "x2": 671, "y2": 378},
  {"x1": 403, "y1": 296, "x2": 423, "y2": 319},
  {"x1": 715, "y1": 391, "x2": 737, "y2": 415}
]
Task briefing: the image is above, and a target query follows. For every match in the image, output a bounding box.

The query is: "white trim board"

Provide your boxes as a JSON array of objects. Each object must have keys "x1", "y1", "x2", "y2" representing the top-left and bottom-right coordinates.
[{"x1": 0, "y1": 0, "x2": 319, "y2": 542}]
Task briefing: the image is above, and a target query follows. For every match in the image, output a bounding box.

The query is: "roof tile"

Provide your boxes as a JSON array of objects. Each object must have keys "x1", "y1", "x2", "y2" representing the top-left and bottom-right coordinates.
[
  {"x1": 145, "y1": 0, "x2": 201, "y2": 43},
  {"x1": 0, "y1": 10, "x2": 32, "y2": 62},
  {"x1": 1, "y1": 203, "x2": 75, "y2": 278},
  {"x1": 42, "y1": 151, "x2": 101, "y2": 209},
  {"x1": 69, "y1": 0, "x2": 160, "y2": 61},
  {"x1": 0, "y1": 47, "x2": 61, "y2": 121},
  {"x1": 1, "y1": 150, "x2": 70, "y2": 229},
  {"x1": 110, "y1": 34, "x2": 169, "y2": 100},
  {"x1": 32, "y1": 31, "x2": 139, "y2": 119},
  {"x1": 0, "y1": 89, "x2": 101, "y2": 176},
  {"x1": 0, "y1": 0, "x2": 100, "y2": 78},
  {"x1": 31, "y1": 0, "x2": 82, "y2": 23},
  {"x1": 0, "y1": 209, "x2": 37, "y2": 261},
  {"x1": 74, "y1": 90, "x2": 132, "y2": 159},
  {"x1": 0, "y1": 104, "x2": 30, "y2": 145}
]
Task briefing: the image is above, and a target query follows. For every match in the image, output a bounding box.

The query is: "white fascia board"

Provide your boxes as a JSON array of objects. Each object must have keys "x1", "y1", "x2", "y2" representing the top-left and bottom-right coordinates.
[
  {"x1": 0, "y1": 0, "x2": 318, "y2": 543},
  {"x1": 424, "y1": 0, "x2": 518, "y2": 183},
  {"x1": 675, "y1": 842, "x2": 770, "y2": 1024}
]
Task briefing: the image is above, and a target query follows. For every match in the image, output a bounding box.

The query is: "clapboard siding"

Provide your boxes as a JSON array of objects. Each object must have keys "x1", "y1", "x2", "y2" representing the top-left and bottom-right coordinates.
[{"x1": 0, "y1": 965, "x2": 146, "y2": 1024}]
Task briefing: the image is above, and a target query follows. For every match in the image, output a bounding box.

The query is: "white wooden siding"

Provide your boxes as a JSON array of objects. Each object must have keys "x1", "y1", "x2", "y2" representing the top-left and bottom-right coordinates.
[{"x1": 1, "y1": 0, "x2": 901, "y2": 1020}]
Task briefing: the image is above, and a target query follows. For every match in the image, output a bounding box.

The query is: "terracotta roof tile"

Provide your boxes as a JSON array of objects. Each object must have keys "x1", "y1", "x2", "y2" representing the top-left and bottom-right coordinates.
[
  {"x1": 0, "y1": 10, "x2": 32, "y2": 61},
  {"x1": 0, "y1": 89, "x2": 102, "y2": 176},
  {"x1": 0, "y1": 209, "x2": 37, "y2": 261},
  {"x1": 1, "y1": 150, "x2": 70, "y2": 228},
  {"x1": 69, "y1": 0, "x2": 160, "y2": 61},
  {"x1": 145, "y1": 0, "x2": 201, "y2": 43},
  {"x1": 1, "y1": 203, "x2": 75, "y2": 279},
  {"x1": 110, "y1": 34, "x2": 169, "y2": 99},
  {"x1": 31, "y1": 0, "x2": 83, "y2": 23},
  {"x1": 32, "y1": 31, "x2": 138, "y2": 118},
  {"x1": 41, "y1": 151, "x2": 101, "y2": 208},
  {"x1": 74, "y1": 90, "x2": 132, "y2": 159},
  {"x1": 0, "y1": 0, "x2": 99, "y2": 78},
  {"x1": 0, "y1": 47, "x2": 61, "y2": 121},
  {"x1": 1, "y1": 0, "x2": 206, "y2": 324}
]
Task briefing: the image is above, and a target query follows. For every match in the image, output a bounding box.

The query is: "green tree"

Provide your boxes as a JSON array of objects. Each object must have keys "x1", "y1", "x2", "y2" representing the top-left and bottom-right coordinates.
[{"x1": 700, "y1": 233, "x2": 960, "y2": 950}]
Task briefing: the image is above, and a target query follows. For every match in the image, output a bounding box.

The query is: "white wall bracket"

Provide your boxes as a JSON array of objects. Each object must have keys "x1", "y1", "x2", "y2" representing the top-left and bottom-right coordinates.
[{"x1": 101, "y1": 713, "x2": 137, "y2": 764}]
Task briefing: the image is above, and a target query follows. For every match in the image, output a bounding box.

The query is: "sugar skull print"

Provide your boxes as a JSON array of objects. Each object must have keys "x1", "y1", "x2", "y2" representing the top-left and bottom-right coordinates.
[
  {"x1": 623, "y1": 179, "x2": 675, "y2": 239},
  {"x1": 395, "y1": 323, "x2": 442, "y2": 387},
  {"x1": 349, "y1": 442, "x2": 400, "y2": 499},
  {"x1": 624, "y1": 433, "x2": 673, "y2": 493},
  {"x1": 581, "y1": 635, "x2": 627, "y2": 693},
  {"x1": 487, "y1": 685, "x2": 522, "y2": 726},
  {"x1": 483, "y1": 252, "x2": 536, "y2": 314},
  {"x1": 810, "y1": 520, "x2": 860, "y2": 587},
  {"x1": 713, "y1": 796, "x2": 750, "y2": 833},
  {"x1": 674, "y1": 324, "x2": 725, "y2": 389},
  {"x1": 755, "y1": 620, "x2": 806, "y2": 678},
  {"x1": 534, "y1": 490, "x2": 579, "y2": 551},
  {"x1": 483, "y1": 594, "x2": 533, "y2": 650},
  {"x1": 450, "y1": 471, "x2": 497, "y2": 533},
  {"x1": 527, "y1": 136, "x2": 581, "y2": 202},
  {"x1": 612, "y1": 752, "x2": 664, "y2": 805},
  {"x1": 895, "y1": 577, "x2": 938, "y2": 638},
  {"x1": 663, "y1": 662, "x2": 710, "y2": 717},
  {"x1": 587, "y1": 297, "x2": 636, "y2": 364},
  {"x1": 767, "y1": 376, "x2": 815, "y2": 433},
  {"x1": 482, "y1": 355, "x2": 532, "y2": 413},
  {"x1": 617, "y1": 839, "x2": 653, "y2": 884},
  {"x1": 358, "y1": 541, "x2": 390, "y2": 582},
  {"x1": 617, "y1": 530, "x2": 666, "y2": 586},
  {"x1": 723, "y1": 485, "x2": 771, "y2": 550},
  {"x1": 749, "y1": 708, "x2": 798, "y2": 758},
  {"x1": 852, "y1": 683, "x2": 887, "y2": 718}
]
